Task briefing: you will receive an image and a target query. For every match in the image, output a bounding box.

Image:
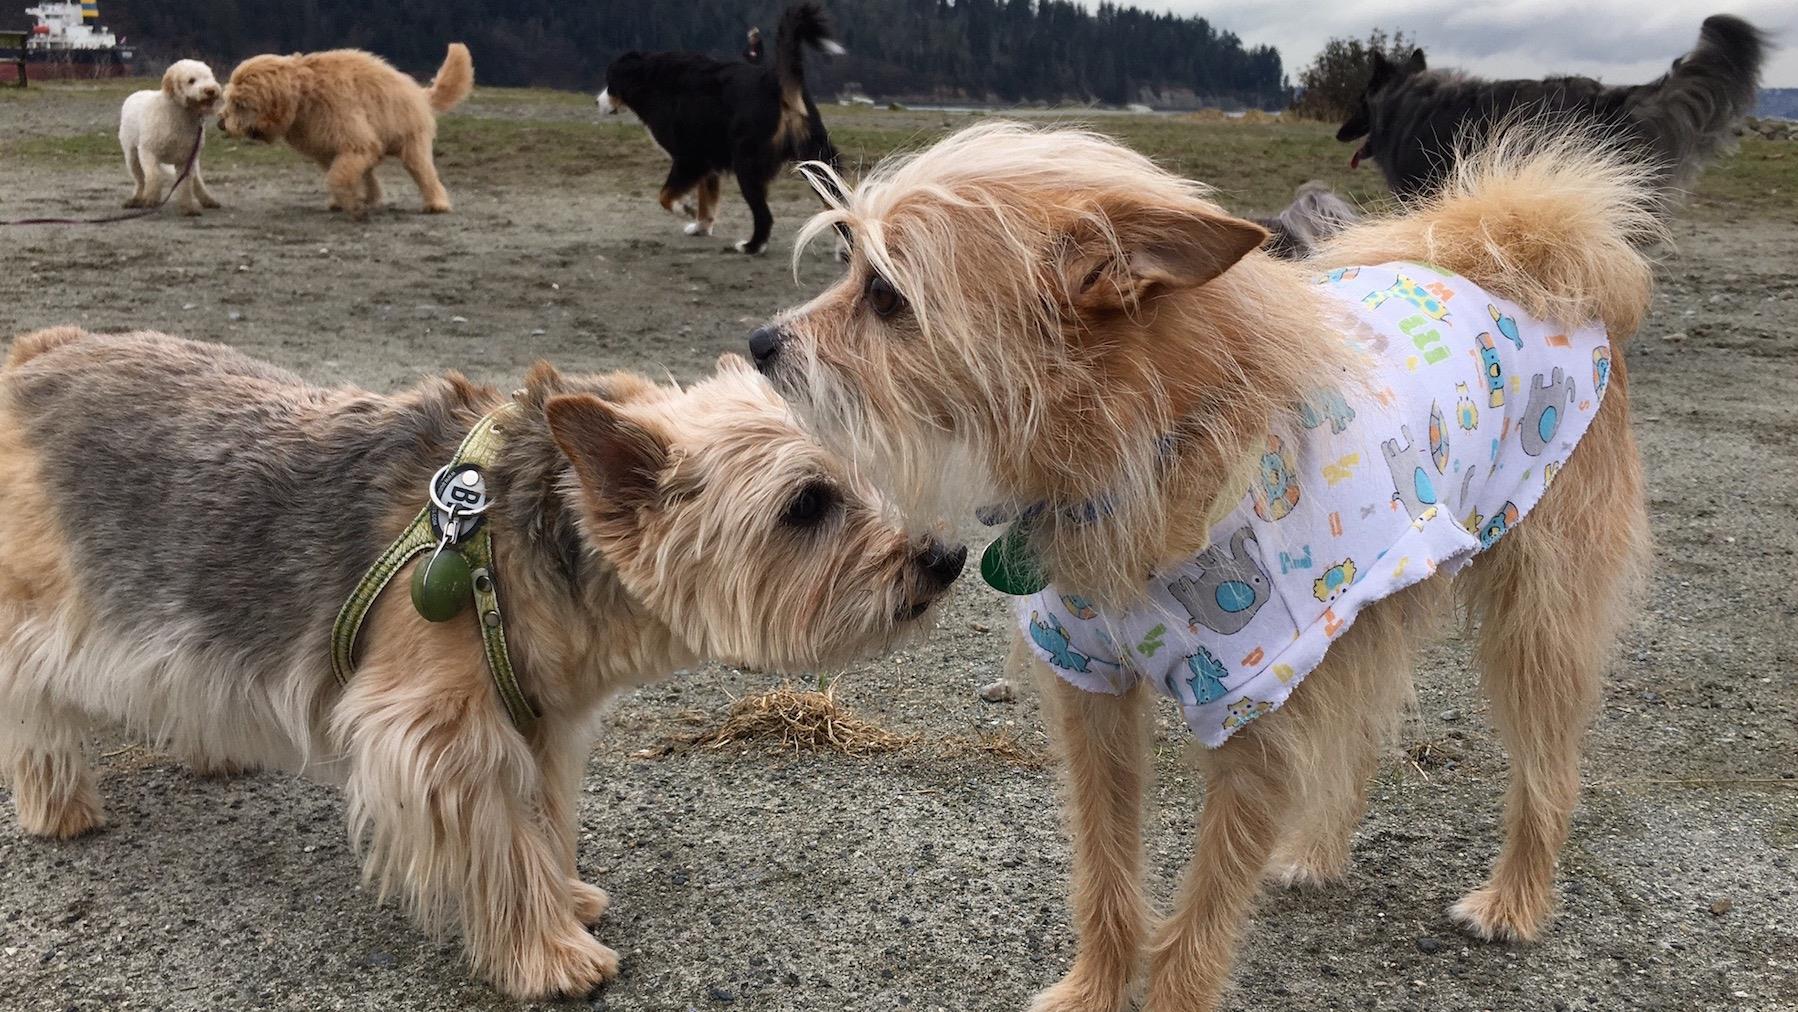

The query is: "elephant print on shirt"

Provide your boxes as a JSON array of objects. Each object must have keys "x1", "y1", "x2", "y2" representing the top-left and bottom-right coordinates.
[
  {"x1": 1381, "y1": 424, "x2": 1440, "y2": 518},
  {"x1": 1168, "y1": 527, "x2": 1270, "y2": 636},
  {"x1": 1519, "y1": 367, "x2": 1575, "y2": 457}
]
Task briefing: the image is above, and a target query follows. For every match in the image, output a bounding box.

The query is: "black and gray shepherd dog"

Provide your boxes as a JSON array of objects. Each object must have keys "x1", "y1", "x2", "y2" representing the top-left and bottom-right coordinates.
[
  {"x1": 1337, "y1": 14, "x2": 1768, "y2": 199},
  {"x1": 598, "y1": 2, "x2": 845, "y2": 255}
]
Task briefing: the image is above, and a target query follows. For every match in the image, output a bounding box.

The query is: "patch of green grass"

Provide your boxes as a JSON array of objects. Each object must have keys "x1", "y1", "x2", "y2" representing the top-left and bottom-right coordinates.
[
  {"x1": 0, "y1": 77, "x2": 152, "y2": 104},
  {"x1": 1686, "y1": 139, "x2": 1794, "y2": 219},
  {"x1": 2, "y1": 127, "x2": 303, "y2": 169},
  {"x1": 828, "y1": 111, "x2": 1392, "y2": 213},
  {"x1": 5, "y1": 86, "x2": 1789, "y2": 221}
]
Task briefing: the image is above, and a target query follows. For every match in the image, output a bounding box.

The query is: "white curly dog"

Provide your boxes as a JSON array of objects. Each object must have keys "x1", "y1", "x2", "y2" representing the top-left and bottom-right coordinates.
[{"x1": 119, "y1": 59, "x2": 222, "y2": 215}]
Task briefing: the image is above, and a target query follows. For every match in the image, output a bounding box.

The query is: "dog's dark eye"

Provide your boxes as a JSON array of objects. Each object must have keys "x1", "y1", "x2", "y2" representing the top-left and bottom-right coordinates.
[
  {"x1": 781, "y1": 481, "x2": 837, "y2": 529},
  {"x1": 865, "y1": 274, "x2": 905, "y2": 319}
]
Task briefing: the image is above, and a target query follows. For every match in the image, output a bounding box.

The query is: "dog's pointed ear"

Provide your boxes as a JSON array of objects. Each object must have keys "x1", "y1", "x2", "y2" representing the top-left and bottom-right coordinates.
[
  {"x1": 1406, "y1": 48, "x2": 1427, "y2": 74},
  {"x1": 1061, "y1": 201, "x2": 1267, "y2": 315},
  {"x1": 546, "y1": 394, "x2": 668, "y2": 520},
  {"x1": 1369, "y1": 50, "x2": 1393, "y2": 82}
]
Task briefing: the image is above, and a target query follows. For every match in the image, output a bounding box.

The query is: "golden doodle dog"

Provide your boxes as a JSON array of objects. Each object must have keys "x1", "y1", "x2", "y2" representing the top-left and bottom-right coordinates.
[
  {"x1": 217, "y1": 43, "x2": 473, "y2": 219},
  {"x1": 752, "y1": 122, "x2": 1659, "y2": 1010},
  {"x1": 118, "y1": 59, "x2": 222, "y2": 215},
  {"x1": 0, "y1": 328, "x2": 964, "y2": 998}
]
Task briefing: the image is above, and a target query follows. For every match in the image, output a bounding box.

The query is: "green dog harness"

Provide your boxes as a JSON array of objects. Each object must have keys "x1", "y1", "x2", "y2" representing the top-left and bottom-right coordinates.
[{"x1": 330, "y1": 403, "x2": 539, "y2": 729}]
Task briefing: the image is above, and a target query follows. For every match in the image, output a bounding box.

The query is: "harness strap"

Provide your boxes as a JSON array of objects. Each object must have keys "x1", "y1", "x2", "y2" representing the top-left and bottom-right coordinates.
[{"x1": 329, "y1": 404, "x2": 539, "y2": 729}]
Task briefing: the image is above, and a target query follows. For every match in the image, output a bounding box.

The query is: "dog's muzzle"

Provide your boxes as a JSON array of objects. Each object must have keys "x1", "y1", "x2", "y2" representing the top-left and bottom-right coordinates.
[
  {"x1": 897, "y1": 539, "x2": 968, "y2": 621},
  {"x1": 596, "y1": 88, "x2": 621, "y2": 114},
  {"x1": 748, "y1": 324, "x2": 785, "y2": 372}
]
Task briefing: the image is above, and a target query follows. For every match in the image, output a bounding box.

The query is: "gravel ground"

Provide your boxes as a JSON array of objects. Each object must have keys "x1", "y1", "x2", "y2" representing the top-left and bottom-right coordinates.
[{"x1": 0, "y1": 84, "x2": 1793, "y2": 1012}]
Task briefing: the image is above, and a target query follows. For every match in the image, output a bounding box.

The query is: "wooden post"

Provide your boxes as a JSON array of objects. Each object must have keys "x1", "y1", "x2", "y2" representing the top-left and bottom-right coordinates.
[{"x1": 0, "y1": 30, "x2": 27, "y2": 88}]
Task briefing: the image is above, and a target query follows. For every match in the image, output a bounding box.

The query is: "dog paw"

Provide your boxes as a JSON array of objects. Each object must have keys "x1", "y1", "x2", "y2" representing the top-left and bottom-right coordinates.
[
  {"x1": 187, "y1": 757, "x2": 255, "y2": 779},
  {"x1": 423, "y1": 202, "x2": 451, "y2": 214},
  {"x1": 498, "y1": 930, "x2": 620, "y2": 1000},
  {"x1": 677, "y1": 199, "x2": 697, "y2": 219},
  {"x1": 734, "y1": 239, "x2": 768, "y2": 255},
  {"x1": 1266, "y1": 845, "x2": 1351, "y2": 889},
  {"x1": 18, "y1": 794, "x2": 105, "y2": 840},
  {"x1": 570, "y1": 880, "x2": 610, "y2": 926},
  {"x1": 1266, "y1": 857, "x2": 1348, "y2": 890},
  {"x1": 683, "y1": 221, "x2": 713, "y2": 237},
  {"x1": 1027, "y1": 968, "x2": 1131, "y2": 1012},
  {"x1": 1449, "y1": 885, "x2": 1550, "y2": 943},
  {"x1": 180, "y1": 205, "x2": 202, "y2": 217},
  {"x1": 200, "y1": 197, "x2": 222, "y2": 209}
]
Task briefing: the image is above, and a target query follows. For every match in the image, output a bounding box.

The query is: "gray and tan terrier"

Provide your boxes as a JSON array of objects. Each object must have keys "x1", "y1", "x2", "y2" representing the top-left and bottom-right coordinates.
[{"x1": 0, "y1": 327, "x2": 965, "y2": 999}]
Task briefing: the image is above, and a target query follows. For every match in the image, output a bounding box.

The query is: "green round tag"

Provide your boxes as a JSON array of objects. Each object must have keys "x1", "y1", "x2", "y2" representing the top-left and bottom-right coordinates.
[
  {"x1": 411, "y1": 548, "x2": 473, "y2": 622},
  {"x1": 980, "y1": 521, "x2": 1048, "y2": 596}
]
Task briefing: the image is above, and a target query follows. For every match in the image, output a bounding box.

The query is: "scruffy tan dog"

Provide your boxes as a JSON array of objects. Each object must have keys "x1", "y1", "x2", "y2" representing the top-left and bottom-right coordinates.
[
  {"x1": 752, "y1": 123, "x2": 1659, "y2": 1010},
  {"x1": 217, "y1": 43, "x2": 473, "y2": 219},
  {"x1": 0, "y1": 328, "x2": 964, "y2": 999}
]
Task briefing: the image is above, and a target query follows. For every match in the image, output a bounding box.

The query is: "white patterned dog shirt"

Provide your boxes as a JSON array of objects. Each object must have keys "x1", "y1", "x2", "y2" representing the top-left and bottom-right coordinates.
[{"x1": 1017, "y1": 262, "x2": 1615, "y2": 747}]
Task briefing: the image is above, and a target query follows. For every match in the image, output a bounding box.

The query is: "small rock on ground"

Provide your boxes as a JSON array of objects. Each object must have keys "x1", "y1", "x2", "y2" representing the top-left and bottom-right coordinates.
[{"x1": 978, "y1": 679, "x2": 1016, "y2": 703}]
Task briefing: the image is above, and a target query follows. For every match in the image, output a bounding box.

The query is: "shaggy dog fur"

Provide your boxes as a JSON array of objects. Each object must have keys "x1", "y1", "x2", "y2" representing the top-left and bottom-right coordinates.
[
  {"x1": 598, "y1": 3, "x2": 844, "y2": 254},
  {"x1": 217, "y1": 43, "x2": 474, "y2": 219},
  {"x1": 118, "y1": 59, "x2": 222, "y2": 215},
  {"x1": 754, "y1": 122, "x2": 1661, "y2": 1011},
  {"x1": 0, "y1": 329, "x2": 963, "y2": 999},
  {"x1": 1338, "y1": 14, "x2": 1767, "y2": 198}
]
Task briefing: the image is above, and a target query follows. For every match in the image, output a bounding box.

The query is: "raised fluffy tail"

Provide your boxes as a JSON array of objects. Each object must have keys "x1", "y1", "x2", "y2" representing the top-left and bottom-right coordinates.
[
  {"x1": 428, "y1": 43, "x2": 474, "y2": 113},
  {"x1": 1315, "y1": 125, "x2": 1666, "y2": 342},
  {"x1": 775, "y1": 3, "x2": 843, "y2": 101},
  {"x1": 1631, "y1": 14, "x2": 1768, "y2": 189}
]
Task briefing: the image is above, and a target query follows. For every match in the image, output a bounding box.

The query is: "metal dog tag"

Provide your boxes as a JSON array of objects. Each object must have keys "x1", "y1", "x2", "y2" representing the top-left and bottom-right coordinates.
[{"x1": 430, "y1": 465, "x2": 490, "y2": 544}]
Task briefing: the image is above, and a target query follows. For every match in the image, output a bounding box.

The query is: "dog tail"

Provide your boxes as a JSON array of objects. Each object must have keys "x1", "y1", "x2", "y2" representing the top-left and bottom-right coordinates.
[
  {"x1": 1257, "y1": 181, "x2": 1360, "y2": 260},
  {"x1": 1316, "y1": 124, "x2": 1665, "y2": 342},
  {"x1": 428, "y1": 43, "x2": 474, "y2": 114},
  {"x1": 775, "y1": 2, "x2": 843, "y2": 101},
  {"x1": 1631, "y1": 15, "x2": 1768, "y2": 190}
]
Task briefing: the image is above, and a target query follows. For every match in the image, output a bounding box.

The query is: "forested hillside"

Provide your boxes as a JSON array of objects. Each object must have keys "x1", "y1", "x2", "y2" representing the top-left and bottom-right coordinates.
[{"x1": 98, "y1": 0, "x2": 1288, "y2": 108}]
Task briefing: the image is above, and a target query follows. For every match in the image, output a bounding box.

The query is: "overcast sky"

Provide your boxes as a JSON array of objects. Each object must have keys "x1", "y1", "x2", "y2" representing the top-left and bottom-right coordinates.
[{"x1": 1171, "y1": 1, "x2": 1796, "y2": 88}]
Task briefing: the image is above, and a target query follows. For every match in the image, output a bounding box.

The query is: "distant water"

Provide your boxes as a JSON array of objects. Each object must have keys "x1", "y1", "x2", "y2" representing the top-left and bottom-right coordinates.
[{"x1": 1756, "y1": 88, "x2": 1797, "y2": 120}]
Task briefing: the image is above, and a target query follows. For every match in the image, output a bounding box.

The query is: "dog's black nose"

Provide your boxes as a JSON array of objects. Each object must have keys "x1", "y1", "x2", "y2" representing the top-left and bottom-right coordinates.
[
  {"x1": 917, "y1": 541, "x2": 968, "y2": 590},
  {"x1": 748, "y1": 325, "x2": 783, "y2": 371}
]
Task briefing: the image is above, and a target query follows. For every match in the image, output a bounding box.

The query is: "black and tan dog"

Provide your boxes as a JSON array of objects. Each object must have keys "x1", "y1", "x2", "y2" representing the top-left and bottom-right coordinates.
[
  {"x1": 598, "y1": 2, "x2": 844, "y2": 253},
  {"x1": 0, "y1": 327, "x2": 963, "y2": 998},
  {"x1": 1338, "y1": 14, "x2": 1766, "y2": 198}
]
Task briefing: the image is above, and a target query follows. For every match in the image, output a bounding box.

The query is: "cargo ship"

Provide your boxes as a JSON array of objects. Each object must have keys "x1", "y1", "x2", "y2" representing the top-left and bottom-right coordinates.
[{"x1": 2, "y1": 2, "x2": 136, "y2": 82}]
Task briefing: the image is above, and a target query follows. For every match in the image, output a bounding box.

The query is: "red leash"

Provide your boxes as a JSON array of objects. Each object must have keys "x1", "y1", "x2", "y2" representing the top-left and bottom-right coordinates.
[{"x1": 2, "y1": 124, "x2": 206, "y2": 226}]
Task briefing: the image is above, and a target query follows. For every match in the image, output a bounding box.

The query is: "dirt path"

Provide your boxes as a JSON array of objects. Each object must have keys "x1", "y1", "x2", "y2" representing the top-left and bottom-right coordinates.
[{"x1": 0, "y1": 84, "x2": 1793, "y2": 1012}]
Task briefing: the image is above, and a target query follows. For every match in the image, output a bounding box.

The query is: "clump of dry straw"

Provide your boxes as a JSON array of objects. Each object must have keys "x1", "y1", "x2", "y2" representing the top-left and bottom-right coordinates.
[{"x1": 638, "y1": 681, "x2": 1048, "y2": 767}]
